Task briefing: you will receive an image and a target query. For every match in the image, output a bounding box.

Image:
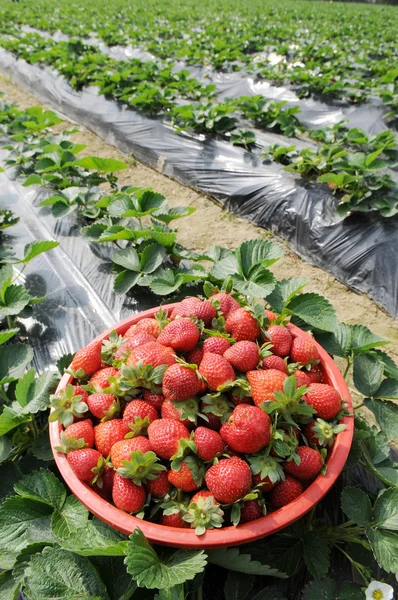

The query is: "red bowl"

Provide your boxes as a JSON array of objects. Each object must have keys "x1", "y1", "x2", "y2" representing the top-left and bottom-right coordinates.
[{"x1": 49, "y1": 303, "x2": 354, "y2": 549}]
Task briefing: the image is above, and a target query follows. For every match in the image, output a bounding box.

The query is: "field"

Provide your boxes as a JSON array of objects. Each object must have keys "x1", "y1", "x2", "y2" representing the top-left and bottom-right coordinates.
[{"x1": 0, "y1": 1, "x2": 397, "y2": 599}]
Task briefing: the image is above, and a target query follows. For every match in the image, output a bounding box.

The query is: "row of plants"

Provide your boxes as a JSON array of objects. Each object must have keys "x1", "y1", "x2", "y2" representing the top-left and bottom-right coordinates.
[
  {"x1": 0, "y1": 90, "x2": 397, "y2": 598},
  {"x1": 0, "y1": 0, "x2": 397, "y2": 116},
  {"x1": 0, "y1": 30, "x2": 397, "y2": 218}
]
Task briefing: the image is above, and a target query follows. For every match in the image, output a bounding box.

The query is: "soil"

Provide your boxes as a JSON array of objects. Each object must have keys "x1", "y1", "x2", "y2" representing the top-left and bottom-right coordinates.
[{"x1": 1, "y1": 74, "x2": 397, "y2": 370}]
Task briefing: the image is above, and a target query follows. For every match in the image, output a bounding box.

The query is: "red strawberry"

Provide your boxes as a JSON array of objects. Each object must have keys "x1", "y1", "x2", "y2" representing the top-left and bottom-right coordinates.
[
  {"x1": 304, "y1": 384, "x2": 342, "y2": 420},
  {"x1": 64, "y1": 419, "x2": 94, "y2": 448},
  {"x1": 168, "y1": 458, "x2": 204, "y2": 492},
  {"x1": 209, "y1": 292, "x2": 240, "y2": 317},
  {"x1": 225, "y1": 308, "x2": 260, "y2": 342},
  {"x1": 303, "y1": 418, "x2": 345, "y2": 448},
  {"x1": 160, "y1": 512, "x2": 190, "y2": 528},
  {"x1": 262, "y1": 355, "x2": 287, "y2": 373},
  {"x1": 202, "y1": 337, "x2": 231, "y2": 355},
  {"x1": 230, "y1": 391, "x2": 252, "y2": 406},
  {"x1": 87, "y1": 393, "x2": 119, "y2": 421},
  {"x1": 123, "y1": 400, "x2": 158, "y2": 434},
  {"x1": 247, "y1": 369, "x2": 287, "y2": 406},
  {"x1": 112, "y1": 472, "x2": 146, "y2": 513},
  {"x1": 199, "y1": 353, "x2": 235, "y2": 391},
  {"x1": 93, "y1": 464, "x2": 114, "y2": 500},
  {"x1": 224, "y1": 341, "x2": 259, "y2": 372},
  {"x1": 171, "y1": 297, "x2": 216, "y2": 325},
  {"x1": 265, "y1": 326, "x2": 292, "y2": 357},
  {"x1": 240, "y1": 500, "x2": 264, "y2": 523},
  {"x1": 190, "y1": 490, "x2": 217, "y2": 505},
  {"x1": 252, "y1": 473, "x2": 276, "y2": 492},
  {"x1": 284, "y1": 446, "x2": 323, "y2": 481},
  {"x1": 269, "y1": 475, "x2": 303, "y2": 508},
  {"x1": 126, "y1": 342, "x2": 176, "y2": 368},
  {"x1": 134, "y1": 317, "x2": 162, "y2": 338},
  {"x1": 205, "y1": 456, "x2": 252, "y2": 503},
  {"x1": 200, "y1": 394, "x2": 232, "y2": 431},
  {"x1": 185, "y1": 348, "x2": 203, "y2": 366},
  {"x1": 306, "y1": 365, "x2": 324, "y2": 384},
  {"x1": 158, "y1": 319, "x2": 200, "y2": 352},
  {"x1": 110, "y1": 437, "x2": 152, "y2": 469},
  {"x1": 143, "y1": 390, "x2": 165, "y2": 411},
  {"x1": 161, "y1": 397, "x2": 197, "y2": 428},
  {"x1": 70, "y1": 342, "x2": 102, "y2": 376},
  {"x1": 162, "y1": 364, "x2": 203, "y2": 401},
  {"x1": 67, "y1": 448, "x2": 102, "y2": 483},
  {"x1": 147, "y1": 419, "x2": 190, "y2": 460},
  {"x1": 89, "y1": 367, "x2": 119, "y2": 392},
  {"x1": 265, "y1": 309, "x2": 278, "y2": 322},
  {"x1": 293, "y1": 369, "x2": 311, "y2": 387},
  {"x1": 123, "y1": 325, "x2": 136, "y2": 339},
  {"x1": 115, "y1": 336, "x2": 156, "y2": 361},
  {"x1": 146, "y1": 470, "x2": 171, "y2": 498},
  {"x1": 194, "y1": 426, "x2": 224, "y2": 461},
  {"x1": 290, "y1": 337, "x2": 319, "y2": 365},
  {"x1": 94, "y1": 420, "x2": 130, "y2": 456},
  {"x1": 73, "y1": 386, "x2": 89, "y2": 405},
  {"x1": 220, "y1": 405, "x2": 271, "y2": 453}
]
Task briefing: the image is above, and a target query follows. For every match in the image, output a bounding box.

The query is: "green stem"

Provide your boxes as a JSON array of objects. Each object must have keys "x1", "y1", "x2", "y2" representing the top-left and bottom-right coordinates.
[
  {"x1": 359, "y1": 458, "x2": 394, "y2": 488},
  {"x1": 6, "y1": 315, "x2": 15, "y2": 329},
  {"x1": 30, "y1": 417, "x2": 39, "y2": 438},
  {"x1": 343, "y1": 358, "x2": 351, "y2": 380},
  {"x1": 0, "y1": 386, "x2": 9, "y2": 403},
  {"x1": 334, "y1": 544, "x2": 370, "y2": 586},
  {"x1": 196, "y1": 583, "x2": 203, "y2": 600},
  {"x1": 11, "y1": 264, "x2": 26, "y2": 284}
]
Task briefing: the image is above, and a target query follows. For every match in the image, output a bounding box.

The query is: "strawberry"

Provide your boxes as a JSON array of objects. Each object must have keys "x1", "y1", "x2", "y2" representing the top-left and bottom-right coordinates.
[
  {"x1": 293, "y1": 369, "x2": 311, "y2": 387},
  {"x1": 92, "y1": 464, "x2": 114, "y2": 500},
  {"x1": 269, "y1": 474, "x2": 303, "y2": 508},
  {"x1": 49, "y1": 384, "x2": 89, "y2": 427},
  {"x1": 194, "y1": 426, "x2": 224, "y2": 461},
  {"x1": 162, "y1": 363, "x2": 203, "y2": 401},
  {"x1": 190, "y1": 490, "x2": 217, "y2": 505},
  {"x1": 117, "y1": 449, "x2": 165, "y2": 485},
  {"x1": 303, "y1": 418, "x2": 346, "y2": 448},
  {"x1": 230, "y1": 391, "x2": 252, "y2": 406},
  {"x1": 70, "y1": 342, "x2": 102, "y2": 377},
  {"x1": 205, "y1": 456, "x2": 252, "y2": 503},
  {"x1": 94, "y1": 419, "x2": 130, "y2": 456},
  {"x1": 200, "y1": 394, "x2": 233, "y2": 430},
  {"x1": 67, "y1": 448, "x2": 103, "y2": 483},
  {"x1": 123, "y1": 400, "x2": 158, "y2": 435},
  {"x1": 265, "y1": 309, "x2": 278, "y2": 322},
  {"x1": 158, "y1": 319, "x2": 200, "y2": 352},
  {"x1": 143, "y1": 390, "x2": 165, "y2": 411},
  {"x1": 185, "y1": 491, "x2": 224, "y2": 534},
  {"x1": 133, "y1": 317, "x2": 162, "y2": 339},
  {"x1": 306, "y1": 365, "x2": 324, "y2": 384},
  {"x1": 247, "y1": 369, "x2": 287, "y2": 406},
  {"x1": 225, "y1": 308, "x2": 260, "y2": 342},
  {"x1": 240, "y1": 500, "x2": 264, "y2": 523},
  {"x1": 147, "y1": 418, "x2": 190, "y2": 460},
  {"x1": 112, "y1": 472, "x2": 146, "y2": 513},
  {"x1": 89, "y1": 367, "x2": 119, "y2": 392},
  {"x1": 290, "y1": 337, "x2": 319, "y2": 366},
  {"x1": 209, "y1": 292, "x2": 240, "y2": 317},
  {"x1": 160, "y1": 512, "x2": 190, "y2": 528},
  {"x1": 185, "y1": 348, "x2": 203, "y2": 366},
  {"x1": 110, "y1": 437, "x2": 152, "y2": 469},
  {"x1": 171, "y1": 297, "x2": 216, "y2": 325},
  {"x1": 126, "y1": 342, "x2": 176, "y2": 368},
  {"x1": 199, "y1": 353, "x2": 235, "y2": 391},
  {"x1": 284, "y1": 446, "x2": 323, "y2": 481},
  {"x1": 146, "y1": 470, "x2": 171, "y2": 498},
  {"x1": 115, "y1": 336, "x2": 157, "y2": 362},
  {"x1": 220, "y1": 405, "x2": 271, "y2": 453},
  {"x1": 262, "y1": 355, "x2": 287, "y2": 373},
  {"x1": 202, "y1": 337, "x2": 230, "y2": 355},
  {"x1": 252, "y1": 473, "x2": 276, "y2": 492},
  {"x1": 223, "y1": 341, "x2": 259, "y2": 372},
  {"x1": 304, "y1": 384, "x2": 342, "y2": 420},
  {"x1": 64, "y1": 419, "x2": 94, "y2": 448},
  {"x1": 87, "y1": 393, "x2": 120, "y2": 421},
  {"x1": 161, "y1": 397, "x2": 200, "y2": 428},
  {"x1": 265, "y1": 326, "x2": 292, "y2": 357},
  {"x1": 168, "y1": 457, "x2": 204, "y2": 492}
]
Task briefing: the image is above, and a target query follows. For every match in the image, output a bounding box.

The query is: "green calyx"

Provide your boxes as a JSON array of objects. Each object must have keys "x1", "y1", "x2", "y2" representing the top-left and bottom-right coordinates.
[
  {"x1": 309, "y1": 418, "x2": 347, "y2": 448},
  {"x1": 91, "y1": 455, "x2": 111, "y2": 488},
  {"x1": 169, "y1": 397, "x2": 202, "y2": 425},
  {"x1": 231, "y1": 492, "x2": 266, "y2": 526},
  {"x1": 170, "y1": 436, "x2": 198, "y2": 470},
  {"x1": 272, "y1": 426, "x2": 300, "y2": 461},
  {"x1": 259, "y1": 342, "x2": 275, "y2": 359},
  {"x1": 201, "y1": 392, "x2": 233, "y2": 423},
  {"x1": 117, "y1": 450, "x2": 165, "y2": 485},
  {"x1": 184, "y1": 496, "x2": 224, "y2": 535},
  {"x1": 53, "y1": 431, "x2": 86, "y2": 454},
  {"x1": 172, "y1": 455, "x2": 205, "y2": 487},
  {"x1": 100, "y1": 397, "x2": 121, "y2": 422},
  {"x1": 48, "y1": 383, "x2": 88, "y2": 427},
  {"x1": 263, "y1": 375, "x2": 315, "y2": 423},
  {"x1": 154, "y1": 306, "x2": 170, "y2": 330},
  {"x1": 125, "y1": 416, "x2": 151, "y2": 438},
  {"x1": 118, "y1": 361, "x2": 167, "y2": 396},
  {"x1": 101, "y1": 329, "x2": 124, "y2": 365},
  {"x1": 248, "y1": 452, "x2": 285, "y2": 484}
]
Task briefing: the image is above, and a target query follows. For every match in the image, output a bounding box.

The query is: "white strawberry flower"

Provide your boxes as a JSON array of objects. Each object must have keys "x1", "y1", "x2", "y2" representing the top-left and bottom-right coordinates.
[{"x1": 365, "y1": 581, "x2": 394, "y2": 600}]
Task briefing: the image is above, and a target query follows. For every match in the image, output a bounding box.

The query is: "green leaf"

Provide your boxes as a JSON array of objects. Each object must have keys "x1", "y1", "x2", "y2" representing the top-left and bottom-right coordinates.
[
  {"x1": 113, "y1": 271, "x2": 142, "y2": 295},
  {"x1": 75, "y1": 156, "x2": 127, "y2": 172},
  {"x1": 124, "y1": 528, "x2": 207, "y2": 589},
  {"x1": 154, "y1": 206, "x2": 195, "y2": 224},
  {"x1": 237, "y1": 239, "x2": 283, "y2": 276},
  {"x1": 375, "y1": 378, "x2": 398, "y2": 399},
  {"x1": 90, "y1": 556, "x2": 137, "y2": 600},
  {"x1": 23, "y1": 174, "x2": 43, "y2": 186},
  {"x1": 0, "y1": 407, "x2": 30, "y2": 436},
  {"x1": 14, "y1": 469, "x2": 66, "y2": 510},
  {"x1": 31, "y1": 430, "x2": 54, "y2": 461},
  {"x1": 20, "y1": 241, "x2": 59, "y2": 265},
  {"x1": 0, "y1": 329, "x2": 19, "y2": 345},
  {"x1": 0, "y1": 343, "x2": 33, "y2": 385},
  {"x1": 231, "y1": 268, "x2": 276, "y2": 298},
  {"x1": 15, "y1": 370, "x2": 58, "y2": 414},
  {"x1": 350, "y1": 325, "x2": 389, "y2": 354},
  {"x1": 0, "y1": 496, "x2": 53, "y2": 552},
  {"x1": 0, "y1": 570, "x2": 20, "y2": 600},
  {"x1": 0, "y1": 436, "x2": 12, "y2": 462},
  {"x1": 314, "y1": 322, "x2": 352, "y2": 357},
  {"x1": 373, "y1": 487, "x2": 398, "y2": 530},
  {"x1": 287, "y1": 293, "x2": 337, "y2": 332},
  {"x1": 207, "y1": 547, "x2": 286, "y2": 577},
  {"x1": 60, "y1": 517, "x2": 128, "y2": 556},
  {"x1": 0, "y1": 462, "x2": 22, "y2": 500},
  {"x1": 112, "y1": 248, "x2": 140, "y2": 272},
  {"x1": 364, "y1": 398, "x2": 398, "y2": 442},
  {"x1": 140, "y1": 244, "x2": 167, "y2": 274},
  {"x1": 341, "y1": 487, "x2": 372, "y2": 528},
  {"x1": 302, "y1": 578, "x2": 337, "y2": 600},
  {"x1": 149, "y1": 270, "x2": 187, "y2": 295},
  {"x1": 366, "y1": 528, "x2": 398, "y2": 573},
  {"x1": 0, "y1": 284, "x2": 30, "y2": 317},
  {"x1": 51, "y1": 495, "x2": 89, "y2": 539},
  {"x1": 224, "y1": 571, "x2": 254, "y2": 600},
  {"x1": 338, "y1": 582, "x2": 364, "y2": 600},
  {"x1": 302, "y1": 531, "x2": 330, "y2": 579},
  {"x1": 353, "y1": 354, "x2": 383, "y2": 397},
  {"x1": 210, "y1": 254, "x2": 240, "y2": 280},
  {"x1": 25, "y1": 546, "x2": 108, "y2": 600},
  {"x1": 266, "y1": 277, "x2": 308, "y2": 313}
]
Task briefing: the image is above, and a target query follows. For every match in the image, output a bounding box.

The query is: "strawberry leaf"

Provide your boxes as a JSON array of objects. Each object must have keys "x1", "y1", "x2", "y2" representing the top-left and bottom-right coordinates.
[
  {"x1": 51, "y1": 495, "x2": 89, "y2": 539},
  {"x1": 14, "y1": 469, "x2": 66, "y2": 510},
  {"x1": 266, "y1": 277, "x2": 308, "y2": 313},
  {"x1": 287, "y1": 293, "x2": 337, "y2": 332},
  {"x1": 207, "y1": 547, "x2": 286, "y2": 578},
  {"x1": 302, "y1": 531, "x2": 330, "y2": 579},
  {"x1": 353, "y1": 354, "x2": 383, "y2": 397},
  {"x1": 341, "y1": 487, "x2": 372, "y2": 528},
  {"x1": 59, "y1": 517, "x2": 128, "y2": 556}
]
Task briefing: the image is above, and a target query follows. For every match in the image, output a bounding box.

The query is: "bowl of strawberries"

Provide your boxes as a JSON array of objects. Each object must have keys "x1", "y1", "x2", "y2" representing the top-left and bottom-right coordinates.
[{"x1": 49, "y1": 293, "x2": 353, "y2": 549}]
